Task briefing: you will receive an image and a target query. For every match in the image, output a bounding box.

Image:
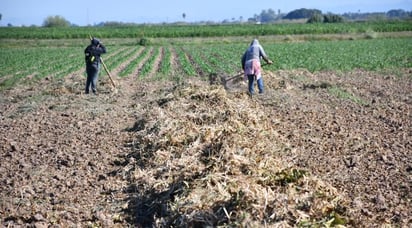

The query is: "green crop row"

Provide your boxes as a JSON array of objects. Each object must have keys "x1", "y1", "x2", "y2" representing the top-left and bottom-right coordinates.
[
  {"x1": 139, "y1": 47, "x2": 161, "y2": 78},
  {"x1": 175, "y1": 47, "x2": 196, "y2": 76},
  {"x1": 0, "y1": 46, "x2": 83, "y2": 87},
  {"x1": 265, "y1": 38, "x2": 412, "y2": 72},
  {"x1": 118, "y1": 47, "x2": 150, "y2": 76},
  {"x1": 1, "y1": 37, "x2": 410, "y2": 89},
  {"x1": 183, "y1": 46, "x2": 214, "y2": 75},
  {"x1": 157, "y1": 47, "x2": 172, "y2": 77},
  {"x1": 1, "y1": 20, "x2": 411, "y2": 39},
  {"x1": 103, "y1": 46, "x2": 141, "y2": 72}
]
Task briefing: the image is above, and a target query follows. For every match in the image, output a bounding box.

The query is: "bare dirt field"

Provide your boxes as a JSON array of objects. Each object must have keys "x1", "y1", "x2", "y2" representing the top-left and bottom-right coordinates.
[{"x1": 1, "y1": 68, "x2": 411, "y2": 227}]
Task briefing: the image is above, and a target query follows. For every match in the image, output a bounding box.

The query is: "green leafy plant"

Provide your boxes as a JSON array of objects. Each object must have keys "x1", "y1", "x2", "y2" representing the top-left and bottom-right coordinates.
[{"x1": 327, "y1": 86, "x2": 368, "y2": 105}]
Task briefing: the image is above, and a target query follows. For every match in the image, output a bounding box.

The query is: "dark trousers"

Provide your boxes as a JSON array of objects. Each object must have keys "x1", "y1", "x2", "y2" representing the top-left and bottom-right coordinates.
[{"x1": 85, "y1": 64, "x2": 100, "y2": 94}]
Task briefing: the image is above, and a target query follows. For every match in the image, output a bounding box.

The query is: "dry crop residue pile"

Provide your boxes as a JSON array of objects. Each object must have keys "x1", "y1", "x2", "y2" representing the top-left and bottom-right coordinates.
[
  {"x1": 118, "y1": 69, "x2": 411, "y2": 226},
  {"x1": 0, "y1": 69, "x2": 411, "y2": 227},
  {"x1": 121, "y1": 80, "x2": 348, "y2": 227}
]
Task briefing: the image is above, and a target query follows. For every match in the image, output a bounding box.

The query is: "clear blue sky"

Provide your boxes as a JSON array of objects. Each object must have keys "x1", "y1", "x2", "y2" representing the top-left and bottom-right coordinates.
[{"x1": 1, "y1": 0, "x2": 411, "y2": 26}]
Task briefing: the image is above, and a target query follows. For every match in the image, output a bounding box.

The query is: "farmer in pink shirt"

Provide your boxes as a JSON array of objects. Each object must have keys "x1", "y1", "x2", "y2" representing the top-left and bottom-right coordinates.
[{"x1": 241, "y1": 39, "x2": 273, "y2": 95}]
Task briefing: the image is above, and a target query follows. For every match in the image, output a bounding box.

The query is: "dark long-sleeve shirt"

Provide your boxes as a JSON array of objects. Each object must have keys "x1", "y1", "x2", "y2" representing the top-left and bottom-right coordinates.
[{"x1": 84, "y1": 44, "x2": 106, "y2": 66}]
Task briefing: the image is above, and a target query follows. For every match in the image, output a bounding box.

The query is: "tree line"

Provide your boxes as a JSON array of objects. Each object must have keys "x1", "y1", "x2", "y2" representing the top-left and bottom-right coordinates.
[
  {"x1": 249, "y1": 8, "x2": 412, "y2": 23},
  {"x1": 1, "y1": 8, "x2": 411, "y2": 27}
]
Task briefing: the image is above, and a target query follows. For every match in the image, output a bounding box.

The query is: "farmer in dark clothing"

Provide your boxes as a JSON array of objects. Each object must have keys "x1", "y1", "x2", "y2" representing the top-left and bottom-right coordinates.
[
  {"x1": 241, "y1": 39, "x2": 272, "y2": 95},
  {"x1": 84, "y1": 37, "x2": 106, "y2": 94}
]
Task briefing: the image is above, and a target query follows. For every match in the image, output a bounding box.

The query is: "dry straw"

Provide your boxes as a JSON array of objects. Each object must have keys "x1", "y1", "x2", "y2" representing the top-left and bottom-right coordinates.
[{"x1": 127, "y1": 76, "x2": 348, "y2": 227}]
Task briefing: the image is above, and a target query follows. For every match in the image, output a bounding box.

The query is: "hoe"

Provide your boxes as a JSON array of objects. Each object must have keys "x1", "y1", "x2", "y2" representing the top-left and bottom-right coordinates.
[{"x1": 220, "y1": 63, "x2": 268, "y2": 90}]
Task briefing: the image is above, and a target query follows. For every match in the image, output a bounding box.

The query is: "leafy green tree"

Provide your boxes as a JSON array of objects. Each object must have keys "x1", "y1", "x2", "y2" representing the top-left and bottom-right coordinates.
[
  {"x1": 323, "y1": 14, "x2": 344, "y2": 23},
  {"x1": 387, "y1": 9, "x2": 407, "y2": 18},
  {"x1": 307, "y1": 13, "x2": 323, "y2": 23},
  {"x1": 260, "y1": 9, "x2": 277, "y2": 23},
  {"x1": 283, "y1": 8, "x2": 322, "y2": 20},
  {"x1": 43, "y1": 15, "x2": 70, "y2": 27},
  {"x1": 308, "y1": 13, "x2": 343, "y2": 23}
]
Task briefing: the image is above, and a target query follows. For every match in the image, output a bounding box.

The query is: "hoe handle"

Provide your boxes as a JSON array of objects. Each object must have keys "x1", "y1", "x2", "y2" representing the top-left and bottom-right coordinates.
[{"x1": 100, "y1": 57, "x2": 116, "y2": 88}]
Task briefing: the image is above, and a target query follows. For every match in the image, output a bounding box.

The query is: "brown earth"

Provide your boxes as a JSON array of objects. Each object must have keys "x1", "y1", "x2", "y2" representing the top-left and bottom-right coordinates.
[{"x1": 0, "y1": 68, "x2": 411, "y2": 227}]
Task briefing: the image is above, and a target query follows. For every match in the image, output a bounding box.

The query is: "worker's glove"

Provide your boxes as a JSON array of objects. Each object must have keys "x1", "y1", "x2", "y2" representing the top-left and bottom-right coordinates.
[{"x1": 267, "y1": 60, "x2": 273, "y2": 65}]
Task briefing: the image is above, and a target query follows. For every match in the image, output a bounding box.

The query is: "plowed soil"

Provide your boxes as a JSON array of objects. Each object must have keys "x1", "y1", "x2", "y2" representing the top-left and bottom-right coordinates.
[{"x1": 1, "y1": 68, "x2": 411, "y2": 227}]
